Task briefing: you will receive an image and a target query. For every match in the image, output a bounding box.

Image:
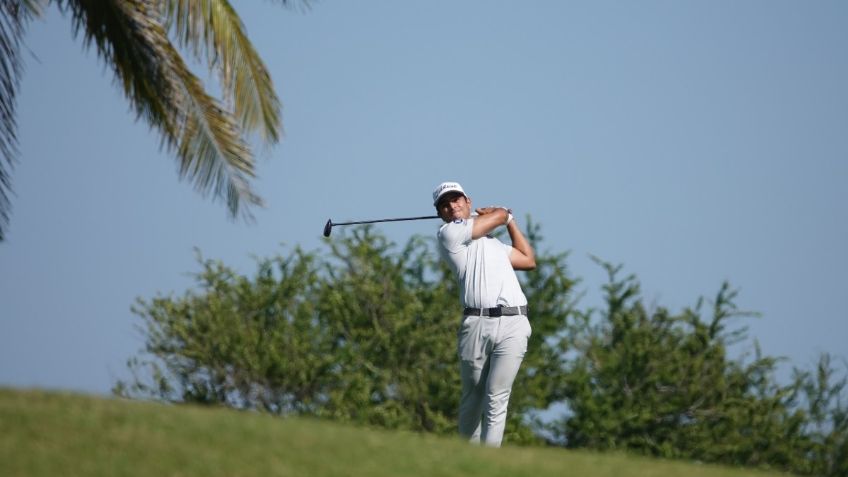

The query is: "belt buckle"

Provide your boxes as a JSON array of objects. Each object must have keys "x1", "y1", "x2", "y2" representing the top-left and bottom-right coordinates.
[{"x1": 488, "y1": 306, "x2": 502, "y2": 317}]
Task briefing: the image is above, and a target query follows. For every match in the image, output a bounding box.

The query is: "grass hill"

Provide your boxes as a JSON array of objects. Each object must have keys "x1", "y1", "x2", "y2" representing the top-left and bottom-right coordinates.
[{"x1": 1, "y1": 387, "x2": 788, "y2": 477}]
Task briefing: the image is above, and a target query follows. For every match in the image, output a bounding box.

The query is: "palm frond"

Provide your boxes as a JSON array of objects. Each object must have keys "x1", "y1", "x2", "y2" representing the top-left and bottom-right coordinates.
[
  {"x1": 163, "y1": 0, "x2": 281, "y2": 143},
  {"x1": 0, "y1": 0, "x2": 40, "y2": 241},
  {"x1": 64, "y1": 0, "x2": 262, "y2": 219}
]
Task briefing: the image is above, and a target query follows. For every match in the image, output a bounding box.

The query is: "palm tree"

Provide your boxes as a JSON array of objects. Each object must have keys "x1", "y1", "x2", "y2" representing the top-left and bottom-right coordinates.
[{"x1": 0, "y1": 0, "x2": 300, "y2": 241}]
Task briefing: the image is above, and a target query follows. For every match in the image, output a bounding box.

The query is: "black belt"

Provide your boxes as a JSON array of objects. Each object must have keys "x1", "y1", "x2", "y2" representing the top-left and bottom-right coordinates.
[{"x1": 463, "y1": 305, "x2": 528, "y2": 317}]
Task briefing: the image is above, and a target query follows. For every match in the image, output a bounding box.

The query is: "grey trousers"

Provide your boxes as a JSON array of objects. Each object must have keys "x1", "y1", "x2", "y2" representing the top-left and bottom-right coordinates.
[{"x1": 457, "y1": 313, "x2": 531, "y2": 447}]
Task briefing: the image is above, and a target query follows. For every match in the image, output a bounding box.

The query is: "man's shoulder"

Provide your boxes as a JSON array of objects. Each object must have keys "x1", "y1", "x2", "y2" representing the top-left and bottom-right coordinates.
[
  {"x1": 439, "y1": 218, "x2": 470, "y2": 233},
  {"x1": 438, "y1": 218, "x2": 473, "y2": 247},
  {"x1": 442, "y1": 218, "x2": 469, "y2": 227}
]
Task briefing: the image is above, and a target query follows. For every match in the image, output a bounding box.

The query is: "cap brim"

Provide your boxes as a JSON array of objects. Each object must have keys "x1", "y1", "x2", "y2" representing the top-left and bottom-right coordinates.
[{"x1": 433, "y1": 191, "x2": 466, "y2": 206}]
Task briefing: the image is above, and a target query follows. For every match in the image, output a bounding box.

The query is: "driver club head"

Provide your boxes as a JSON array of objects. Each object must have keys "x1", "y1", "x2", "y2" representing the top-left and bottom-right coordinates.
[{"x1": 323, "y1": 219, "x2": 333, "y2": 237}]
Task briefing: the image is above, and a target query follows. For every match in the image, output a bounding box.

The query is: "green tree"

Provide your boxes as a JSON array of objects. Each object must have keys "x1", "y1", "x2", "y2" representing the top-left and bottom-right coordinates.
[
  {"x1": 310, "y1": 229, "x2": 459, "y2": 432},
  {"x1": 118, "y1": 229, "x2": 459, "y2": 431},
  {"x1": 118, "y1": 225, "x2": 571, "y2": 441},
  {"x1": 551, "y1": 258, "x2": 847, "y2": 475},
  {"x1": 0, "y1": 0, "x2": 303, "y2": 240},
  {"x1": 118, "y1": 225, "x2": 847, "y2": 474},
  {"x1": 118, "y1": 247, "x2": 334, "y2": 413},
  {"x1": 791, "y1": 353, "x2": 848, "y2": 476},
  {"x1": 503, "y1": 218, "x2": 579, "y2": 444}
]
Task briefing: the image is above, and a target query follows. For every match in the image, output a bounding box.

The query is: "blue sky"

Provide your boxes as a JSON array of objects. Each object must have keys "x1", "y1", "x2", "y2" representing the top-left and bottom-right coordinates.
[{"x1": 1, "y1": 1, "x2": 846, "y2": 395}]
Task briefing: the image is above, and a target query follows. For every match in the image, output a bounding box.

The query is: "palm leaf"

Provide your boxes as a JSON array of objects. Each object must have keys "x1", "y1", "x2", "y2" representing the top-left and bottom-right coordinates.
[
  {"x1": 64, "y1": 0, "x2": 261, "y2": 218},
  {"x1": 0, "y1": 0, "x2": 41, "y2": 241},
  {"x1": 163, "y1": 0, "x2": 282, "y2": 143}
]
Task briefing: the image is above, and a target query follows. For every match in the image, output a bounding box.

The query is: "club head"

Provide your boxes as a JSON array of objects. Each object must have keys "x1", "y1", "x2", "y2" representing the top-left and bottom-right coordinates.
[{"x1": 323, "y1": 219, "x2": 333, "y2": 238}]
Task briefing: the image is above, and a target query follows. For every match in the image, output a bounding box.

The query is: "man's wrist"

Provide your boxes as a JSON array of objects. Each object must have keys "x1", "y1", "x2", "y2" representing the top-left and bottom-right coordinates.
[{"x1": 501, "y1": 207, "x2": 514, "y2": 225}]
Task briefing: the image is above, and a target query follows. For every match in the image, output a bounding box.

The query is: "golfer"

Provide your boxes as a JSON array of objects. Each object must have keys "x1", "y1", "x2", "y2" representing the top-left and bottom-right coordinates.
[{"x1": 432, "y1": 181, "x2": 536, "y2": 447}]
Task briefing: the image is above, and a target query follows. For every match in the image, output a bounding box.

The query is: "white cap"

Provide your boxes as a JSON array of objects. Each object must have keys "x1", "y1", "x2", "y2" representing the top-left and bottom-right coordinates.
[{"x1": 432, "y1": 181, "x2": 467, "y2": 206}]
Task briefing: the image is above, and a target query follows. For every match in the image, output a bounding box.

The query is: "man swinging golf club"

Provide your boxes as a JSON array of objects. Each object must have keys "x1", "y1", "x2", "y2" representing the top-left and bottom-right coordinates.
[{"x1": 432, "y1": 181, "x2": 536, "y2": 447}]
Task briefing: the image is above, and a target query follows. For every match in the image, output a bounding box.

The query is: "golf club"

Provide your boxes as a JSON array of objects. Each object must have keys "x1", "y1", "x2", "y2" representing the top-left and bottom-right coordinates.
[{"x1": 323, "y1": 215, "x2": 439, "y2": 237}]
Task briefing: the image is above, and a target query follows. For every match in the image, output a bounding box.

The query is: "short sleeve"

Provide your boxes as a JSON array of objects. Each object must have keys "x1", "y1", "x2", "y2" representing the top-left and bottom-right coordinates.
[{"x1": 438, "y1": 218, "x2": 473, "y2": 253}]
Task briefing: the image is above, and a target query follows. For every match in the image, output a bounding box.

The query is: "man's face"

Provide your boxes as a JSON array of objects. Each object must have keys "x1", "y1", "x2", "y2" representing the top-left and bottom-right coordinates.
[{"x1": 436, "y1": 192, "x2": 471, "y2": 222}]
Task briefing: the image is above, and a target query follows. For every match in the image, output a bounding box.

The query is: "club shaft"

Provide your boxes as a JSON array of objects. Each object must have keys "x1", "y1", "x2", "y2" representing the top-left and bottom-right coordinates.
[{"x1": 332, "y1": 215, "x2": 439, "y2": 226}]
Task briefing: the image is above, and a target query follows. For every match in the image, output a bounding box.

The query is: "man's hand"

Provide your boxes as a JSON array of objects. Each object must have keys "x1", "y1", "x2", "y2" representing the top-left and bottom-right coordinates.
[
  {"x1": 476, "y1": 206, "x2": 512, "y2": 218},
  {"x1": 475, "y1": 206, "x2": 509, "y2": 213},
  {"x1": 471, "y1": 207, "x2": 510, "y2": 239},
  {"x1": 477, "y1": 206, "x2": 514, "y2": 225}
]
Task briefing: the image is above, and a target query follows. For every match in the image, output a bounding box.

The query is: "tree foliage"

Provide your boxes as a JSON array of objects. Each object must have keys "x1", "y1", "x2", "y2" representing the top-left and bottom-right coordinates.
[
  {"x1": 551, "y1": 259, "x2": 846, "y2": 474},
  {"x1": 117, "y1": 223, "x2": 847, "y2": 475}
]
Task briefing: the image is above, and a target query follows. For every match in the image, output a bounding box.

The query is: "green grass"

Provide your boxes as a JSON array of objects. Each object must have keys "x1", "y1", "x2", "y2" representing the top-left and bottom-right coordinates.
[{"x1": 1, "y1": 387, "x2": 789, "y2": 477}]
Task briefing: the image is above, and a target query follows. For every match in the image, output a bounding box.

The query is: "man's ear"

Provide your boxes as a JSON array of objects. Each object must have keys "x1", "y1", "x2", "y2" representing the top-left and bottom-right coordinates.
[{"x1": 435, "y1": 204, "x2": 448, "y2": 221}]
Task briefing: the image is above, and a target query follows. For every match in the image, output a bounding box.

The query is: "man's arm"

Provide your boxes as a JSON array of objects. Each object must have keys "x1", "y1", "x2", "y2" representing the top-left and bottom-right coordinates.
[
  {"x1": 472, "y1": 207, "x2": 536, "y2": 270},
  {"x1": 471, "y1": 207, "x2": 509, "y2": 239},
  {"x1": 506, "y1": 218, "x2": 536, "y2": 270}
]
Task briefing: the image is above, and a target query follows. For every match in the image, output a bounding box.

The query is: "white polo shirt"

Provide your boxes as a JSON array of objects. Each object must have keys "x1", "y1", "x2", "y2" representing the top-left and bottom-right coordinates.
[{"x1": 437, "y1": 217, "x2": 528, "y2": 309}]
